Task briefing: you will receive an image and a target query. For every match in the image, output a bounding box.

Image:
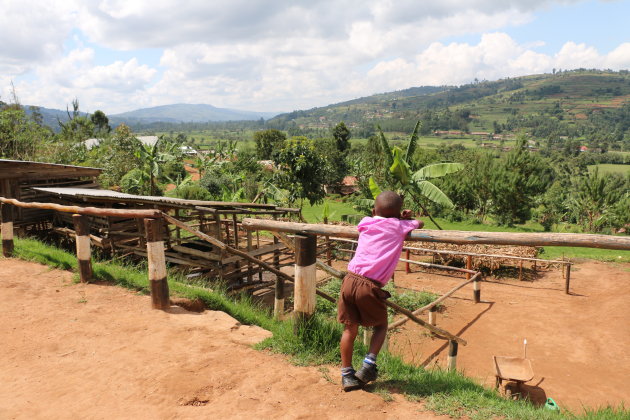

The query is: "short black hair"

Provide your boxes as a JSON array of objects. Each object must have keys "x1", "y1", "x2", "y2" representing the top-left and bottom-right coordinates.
[{"x1": 374, "y1": 191, "x2": 403, "y2": 218}]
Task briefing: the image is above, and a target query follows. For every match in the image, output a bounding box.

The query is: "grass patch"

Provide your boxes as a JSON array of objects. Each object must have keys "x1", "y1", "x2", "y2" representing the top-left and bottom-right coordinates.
[{"x1": 8, "y1": 237, "x2": 628, "y2": 419}]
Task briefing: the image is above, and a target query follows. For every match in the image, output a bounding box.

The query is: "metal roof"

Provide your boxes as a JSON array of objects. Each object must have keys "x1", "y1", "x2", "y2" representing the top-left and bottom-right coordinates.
[
  {"x1": 0, "y1": 159, "x2": 102, "y2": 171},
  {"x1": 31, "y1": 187, "x2": 288, "y2": 210},
  {"x1": 0, "y1": 159, "x2": 102, "y2": 179}
]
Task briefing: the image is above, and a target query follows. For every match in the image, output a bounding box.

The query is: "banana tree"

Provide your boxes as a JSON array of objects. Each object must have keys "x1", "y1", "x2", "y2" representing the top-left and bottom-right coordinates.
[
  {"x1": 372, "y1": 121, "x2": 463, "y2": 230},
  {"x1": 135, "y1": 136, "x2": 178, "y2": 196}
]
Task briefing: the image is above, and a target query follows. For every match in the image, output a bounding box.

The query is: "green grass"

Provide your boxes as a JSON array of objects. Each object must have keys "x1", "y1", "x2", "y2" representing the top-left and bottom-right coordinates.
[
  {"x1": 6, "y1": 237, "x2": 628, "y2": 419},
  {"x1": 587, "y1": 164, "x2": 630, "y2": 175},
  {"x1": 301, "y1": 198, "x2": 357, "y2": 223}
]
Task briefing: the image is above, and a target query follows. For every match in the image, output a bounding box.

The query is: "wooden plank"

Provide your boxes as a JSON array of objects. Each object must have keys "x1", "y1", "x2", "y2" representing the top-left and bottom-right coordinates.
[
  {"x1": 242, "y1": 218, "x2": 630, "y2": 251},
  {"x1": 0, "y1": 197, "x2": 161, "y2": 218}
]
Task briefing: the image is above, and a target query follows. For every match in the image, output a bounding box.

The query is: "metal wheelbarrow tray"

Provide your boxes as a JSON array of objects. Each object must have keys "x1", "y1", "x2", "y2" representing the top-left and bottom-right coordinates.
[{"x1": 493, "y1": 355, "x2": 534, "y2": 398}]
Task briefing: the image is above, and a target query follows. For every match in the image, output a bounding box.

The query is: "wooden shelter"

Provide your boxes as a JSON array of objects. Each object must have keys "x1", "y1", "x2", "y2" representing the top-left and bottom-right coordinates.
[
  {"x1": 30, "y1": 187, "x2": 300, "y2": 283},
  {"x1": 0, "y1": 159, "x2": 101, "y2": 233}
]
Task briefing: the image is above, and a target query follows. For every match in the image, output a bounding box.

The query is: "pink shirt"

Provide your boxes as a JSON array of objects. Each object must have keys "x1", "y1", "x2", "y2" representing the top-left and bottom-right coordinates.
[{"x1": 347, "y1": 216, "x2": 419, "y2": 285}]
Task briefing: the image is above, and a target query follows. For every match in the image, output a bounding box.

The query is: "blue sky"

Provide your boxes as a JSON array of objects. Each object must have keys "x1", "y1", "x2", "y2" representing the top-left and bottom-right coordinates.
[{"x1": 1, "y1": 0, "x2": 628, "y2": 115}]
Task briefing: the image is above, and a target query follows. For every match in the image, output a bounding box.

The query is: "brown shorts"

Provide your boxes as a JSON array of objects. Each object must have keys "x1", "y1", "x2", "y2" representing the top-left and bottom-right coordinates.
[{"x1": 337, "y1": 272, "x2": 391, "y2": 327}]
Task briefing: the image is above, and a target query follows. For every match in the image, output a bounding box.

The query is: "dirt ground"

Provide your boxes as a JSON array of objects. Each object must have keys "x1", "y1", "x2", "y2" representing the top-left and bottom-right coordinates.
[
  {"x1": 0, "y1": 259, "x2": 449, "y2": 420},
  {"x1": 388, "y1": 259, "x2": 630, "y2": 412}
]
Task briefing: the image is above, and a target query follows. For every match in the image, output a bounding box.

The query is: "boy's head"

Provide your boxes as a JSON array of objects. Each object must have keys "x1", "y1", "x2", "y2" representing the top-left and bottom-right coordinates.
[{"x1": 373, "y1": 190, "x2": 403, "y2": 218}]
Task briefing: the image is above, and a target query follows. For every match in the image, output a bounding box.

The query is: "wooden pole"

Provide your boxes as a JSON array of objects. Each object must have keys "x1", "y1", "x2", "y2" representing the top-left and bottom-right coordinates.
[
  {"x1": 246, "y1": 229, "x2": 253, "y2": 283},
  {"x1": 162, "y1": 214, "x2": 335, "y2": 303},
  {"x1": 0, "y1": 197, "x2": 161, "y2": 218},
  {"x1": 384, "y1": 299, "x2": 467, "y2": 345},
  {"x1": 406, "y1": 249, "x2": 411, "y2": 273},
  {"x1": 429, "y1": 306, "x2": 437, "y2": 326},
  {"x1": 256, "y1": 230, "x2": 263, "y2": 282},
  {"x1": 447, "y1": 340, "x2": 458, "y2": 370},
  {"x1": 565, "y1": 263, "x2": 572, "y2": 294},
  {"x1": 388, "y1": 273, "x2": 480, "y2": 330},
  {"x1": 241, "y1": 218, "x2": 630, "y2": 250},
  {"x1": 466, "y1": 255, "x2": 472, "y2": 280},
  {"x1": 72, "y1": 214, "x2": 92, "y2": 283},
  {"x1": 519, "y1": 260, "x2": 523, "y2": 281},
  {"x1": 144, "y1": 218, "x2": 170, "y2": 310},
  {"x1": 294, "y1": 234, "x2": 317, "y2": 324},
  {"x1": 273, "y1": 216, "x2": 284, "y2": 318},
  {"x1": 1, "y1": 202, "x2": 14, "y2": 257},
  {"x1": 473, "y1": 274, "x2": 481, "y2": 303}
]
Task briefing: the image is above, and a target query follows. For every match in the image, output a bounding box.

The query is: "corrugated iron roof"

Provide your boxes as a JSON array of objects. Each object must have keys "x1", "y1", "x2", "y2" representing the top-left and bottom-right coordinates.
[
  {"x1": 0, "y1": 159, "x2": 102, "y2": 171},
  {"x1": 31, "y1": 187, "x2": 285, "y2": 209}
]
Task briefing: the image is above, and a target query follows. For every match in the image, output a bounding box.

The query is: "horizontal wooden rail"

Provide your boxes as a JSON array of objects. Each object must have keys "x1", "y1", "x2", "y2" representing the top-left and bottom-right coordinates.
[
  {"x1": 401, "y1": 245, "x2": 571, "y2": 265},
  {"x1": 242, "y1": 218, "x2": 630, "y2": 250},
  {"x1": 0, "y1": 197, "x2": 161, "y2": 219}
]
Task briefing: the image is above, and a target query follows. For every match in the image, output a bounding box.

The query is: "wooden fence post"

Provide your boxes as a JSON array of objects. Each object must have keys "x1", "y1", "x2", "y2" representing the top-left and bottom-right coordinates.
[
  {"x1": 447, "y1": 340, "x2": 458, "y2": 371},
  {"x1": 73, "y1": 214, "x2": 92, "y2": 283},
  {"x1": 144, "y1": 218, "x2": 170, "y2": 310},
  {"x1": 429, "y1": 305, "x2": 437, "y2": 326},
  {"x1": 406, "y1": 249, "x2": 411, "y2": 273},
  {"x1": 272, "y1": 216, "x2": 284, "y2": 318},
  {"x1": 473, "y1": 276, "x2": 481, "y2": 303},
  {"x1": 246, "y1": 229, "x2": 253, "y2": 283},
  {"x1": 1, "y1": 203, "x2": 14, "y2": 257},
  {"x1": 294, "y1": 234, "x2": 317, "y2": 325},
  {"x1": 565, "y1": 263, "x2": 571, "y2": 294}
]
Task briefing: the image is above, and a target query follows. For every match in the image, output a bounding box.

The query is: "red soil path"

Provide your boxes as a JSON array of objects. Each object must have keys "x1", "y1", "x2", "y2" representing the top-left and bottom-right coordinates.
[
  {"x1": 0, "y1": 259, "x2": 447, "y2": 420},
  {"x1": 389, "y1": 260, "x2": 630, "y2": 412}
]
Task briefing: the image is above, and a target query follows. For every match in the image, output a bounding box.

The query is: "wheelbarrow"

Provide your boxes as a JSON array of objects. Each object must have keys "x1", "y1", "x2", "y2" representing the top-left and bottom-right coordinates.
[{"x1": 493, "y1": 339, "x2": 534, "y2": 399}]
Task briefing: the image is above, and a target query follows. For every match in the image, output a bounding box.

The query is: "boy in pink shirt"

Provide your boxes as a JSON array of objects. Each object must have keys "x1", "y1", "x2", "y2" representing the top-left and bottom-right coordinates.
[{"x1": 338, "y1": 191, "x2": 423, "y2": 391}]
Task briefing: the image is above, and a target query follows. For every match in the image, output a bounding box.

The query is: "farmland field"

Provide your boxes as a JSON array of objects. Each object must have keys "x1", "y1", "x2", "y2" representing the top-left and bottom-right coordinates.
[{"x1": 587, "y1": 163, "x2": 630, "y2": 175}]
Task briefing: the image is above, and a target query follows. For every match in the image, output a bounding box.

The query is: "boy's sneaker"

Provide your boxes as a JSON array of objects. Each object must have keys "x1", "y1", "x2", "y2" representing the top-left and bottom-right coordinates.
[
  {"x1": 355, "y1": 364, "x2": 378, "y2": 383},
  {"x1": 341, "y1": 373, "x2": 362, "y2": 392}
]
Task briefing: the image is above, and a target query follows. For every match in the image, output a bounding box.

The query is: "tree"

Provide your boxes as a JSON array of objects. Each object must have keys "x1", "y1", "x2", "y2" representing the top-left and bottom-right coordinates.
[
  {"x1": 272, "y1": 136, "x2": 327, "y2": 207},
  {"x1": 254, "y1": 129, "x2": 286, "y2": 160},
  {"x1": 332, "y1": 122, "x2": 351, "y2": 153},
  {"x1": 90, "y1": 110, "x2": 111, "y2": 134},
  {"x1": 371, "y1": 122, "x2": 463, "y2": 229},
  {"x1": 489, "y1": 137, "x2": 553, "y2": 225},
  {"x1": 94, "y1": 124, "x2": 142, "y2": 188},
  {"x1": 135, "y1": 136, "x2": 179, "y2": 196}
]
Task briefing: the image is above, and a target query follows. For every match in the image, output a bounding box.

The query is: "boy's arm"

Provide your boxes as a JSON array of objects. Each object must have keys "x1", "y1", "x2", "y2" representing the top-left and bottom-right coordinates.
[{"x1": 401, "y1": 209, "x2": 424, "y2": 229}]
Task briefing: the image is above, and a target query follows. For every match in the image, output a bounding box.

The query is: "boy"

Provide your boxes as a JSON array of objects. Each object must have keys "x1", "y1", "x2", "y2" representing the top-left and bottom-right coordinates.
[{"x1": 337, "y1": 191, "x2": 423, "y2": 391}]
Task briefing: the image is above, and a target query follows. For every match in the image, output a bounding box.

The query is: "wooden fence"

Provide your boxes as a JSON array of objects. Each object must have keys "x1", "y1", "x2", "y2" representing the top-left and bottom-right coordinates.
[{"x1": 3, "y1": 197, "x2": 629, "y2": 371}]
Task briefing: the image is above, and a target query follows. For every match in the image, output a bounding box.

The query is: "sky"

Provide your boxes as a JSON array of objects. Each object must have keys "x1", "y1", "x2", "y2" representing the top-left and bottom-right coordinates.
[{"x1": 1, "y1": 0, "x2": 629, "y2": 115}]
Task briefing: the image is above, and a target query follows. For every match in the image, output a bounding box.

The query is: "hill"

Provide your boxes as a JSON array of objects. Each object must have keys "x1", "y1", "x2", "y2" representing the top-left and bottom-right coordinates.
[
  {"x1": 110, "y1": 103, "x2": 278, "y2": 124},
  {"x1": 23, "y1": 105, "x2": 88, "y2": 130},
  {"x1": 267, "y1": 70, "x2": 630, "y2": 134}
]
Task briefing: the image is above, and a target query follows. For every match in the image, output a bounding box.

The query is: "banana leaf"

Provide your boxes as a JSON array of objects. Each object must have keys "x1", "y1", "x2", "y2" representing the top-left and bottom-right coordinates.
[
  {"x1": 412, "y1": 162, "x2": 464, "y2": 180},
  {"x1": 412, "y1": 180, "x2": 455, "y2": 208},
  {"x1": 368, "y1": 177, "x2": 382, "y2": 199}
]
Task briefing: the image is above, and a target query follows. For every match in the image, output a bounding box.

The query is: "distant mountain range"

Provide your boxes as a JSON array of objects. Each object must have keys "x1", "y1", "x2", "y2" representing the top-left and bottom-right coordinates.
[
  {"x1": 22, "y1": 103, "x2": 280, "y2": 130},
  {"x1": 110, "y1": 103, "x2": 278, "y2": 124}
]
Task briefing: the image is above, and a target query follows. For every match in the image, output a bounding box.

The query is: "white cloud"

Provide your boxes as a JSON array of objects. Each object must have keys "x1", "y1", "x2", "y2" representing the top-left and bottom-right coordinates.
[
  {"x1": 359, "y1": 33, "x2": 630, "y2": 93},
  {"x1": 0, "y1": 0, "x2": 75, "y2": 74},
  {"x1": 5, "y1": 48, "x2": 156, "y2": 113},
  {"x1": 1, "y1": 1, "x2": 628, "y2": 114}
]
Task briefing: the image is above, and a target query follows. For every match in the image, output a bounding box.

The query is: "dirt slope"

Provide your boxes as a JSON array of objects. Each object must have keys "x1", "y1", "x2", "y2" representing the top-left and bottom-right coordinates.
[{"x1": 0, "y1": 259, "x2": 446, "y2": 420}]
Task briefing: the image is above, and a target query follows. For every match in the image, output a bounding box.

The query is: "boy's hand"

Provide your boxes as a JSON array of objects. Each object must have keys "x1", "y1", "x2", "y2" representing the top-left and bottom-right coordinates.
[{"x1": 401, "y1": 209, "x2": 413, "y2": 219}]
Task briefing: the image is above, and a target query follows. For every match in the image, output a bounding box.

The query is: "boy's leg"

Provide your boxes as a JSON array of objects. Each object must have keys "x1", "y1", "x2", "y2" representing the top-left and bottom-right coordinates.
[
  {"x1": 340, "y1": 323, "x2": 359, "y2": 368},
  {"x1": 340, "y1": 323, "x2": 362, "y2": 391},
  {"x1": 356, "y1": 322, "x2": 387, "y2": 384},
  {"x1": 369, "y1": 323, "x2": 388, "y2": 355}
]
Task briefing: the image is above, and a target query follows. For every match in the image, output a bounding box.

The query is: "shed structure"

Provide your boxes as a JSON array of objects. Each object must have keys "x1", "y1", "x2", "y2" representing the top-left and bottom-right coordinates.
[{"x1": 0, "y1": 159, "x2": 101, "y2": 234}]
